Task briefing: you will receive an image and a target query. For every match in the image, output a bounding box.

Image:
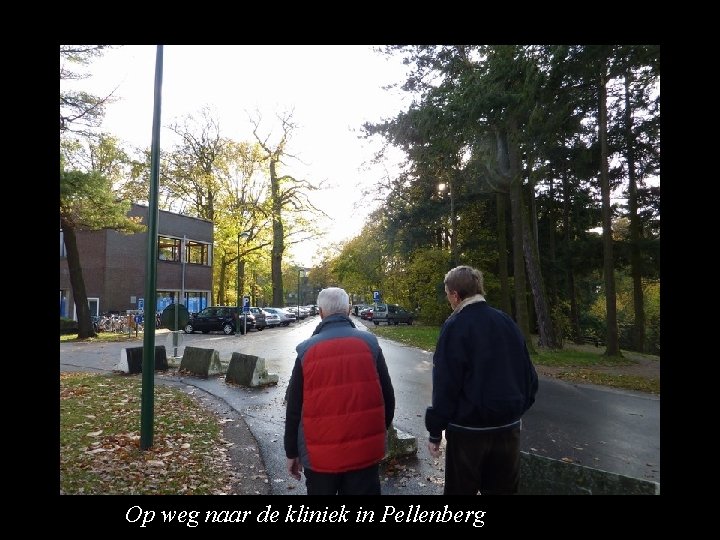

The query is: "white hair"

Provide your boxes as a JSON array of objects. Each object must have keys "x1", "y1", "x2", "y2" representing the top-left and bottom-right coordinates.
[{"x1": 317, "y1": 287, "x2": 350, "y2": 317}]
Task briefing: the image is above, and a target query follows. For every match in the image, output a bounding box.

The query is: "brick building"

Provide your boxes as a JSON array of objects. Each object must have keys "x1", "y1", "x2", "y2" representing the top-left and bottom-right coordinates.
[{"x1": 60, "y1": 204, "x2": 213, "y2": 318}]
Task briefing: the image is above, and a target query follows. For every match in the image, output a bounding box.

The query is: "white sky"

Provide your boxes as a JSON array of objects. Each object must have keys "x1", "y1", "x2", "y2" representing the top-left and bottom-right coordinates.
[{"x1": 66, "y1": 45, "x2": 412, "y2": 267}]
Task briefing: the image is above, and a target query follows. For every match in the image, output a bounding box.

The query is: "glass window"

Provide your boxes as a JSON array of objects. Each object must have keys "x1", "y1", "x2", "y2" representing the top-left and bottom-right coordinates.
[
  {"x1": 60, "y1": 230, "x2": 66, "y2": 258},
  {"x1": 186, "y1": 240, "x2": 210, "y2": 265},
  {"x1": 158, "y1": 236, "x2": 181, "y2": 261}
]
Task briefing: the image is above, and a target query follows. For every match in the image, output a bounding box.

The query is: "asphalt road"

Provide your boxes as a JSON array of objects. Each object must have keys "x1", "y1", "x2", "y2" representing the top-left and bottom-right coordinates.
[{"x1": 60, "y1": 315, "x2": 660, "y2": 494}]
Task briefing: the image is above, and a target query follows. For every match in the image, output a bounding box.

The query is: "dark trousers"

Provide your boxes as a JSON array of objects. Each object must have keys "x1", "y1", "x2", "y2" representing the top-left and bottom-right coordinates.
[
  {"x1": 304, "y1": 463, "x2": 381, "y2": 495},
  {"x1": 444, "y1": 427, "x2": 521, "y2": 495}
]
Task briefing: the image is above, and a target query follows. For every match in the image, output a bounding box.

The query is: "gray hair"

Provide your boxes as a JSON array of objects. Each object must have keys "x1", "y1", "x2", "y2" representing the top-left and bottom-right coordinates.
[{"x1": 317, "y1": 287, "x2": 350, "y2": 317}]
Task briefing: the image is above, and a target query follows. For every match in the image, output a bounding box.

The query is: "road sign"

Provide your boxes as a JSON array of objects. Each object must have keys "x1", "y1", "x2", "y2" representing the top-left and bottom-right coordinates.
[
  {"x1": 138, "y1": 298, "x2": 144, "y2": 311},
  {"x1": 373, "y1": 290, "x2": 381, "y2": 303},
  {"x1": 243, "y1": 296, "x2": 250, "y2": 313}
]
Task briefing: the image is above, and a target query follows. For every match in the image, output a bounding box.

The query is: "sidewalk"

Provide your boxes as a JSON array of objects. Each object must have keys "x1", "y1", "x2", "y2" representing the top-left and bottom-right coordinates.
[{"x1": 153, "y1": 370, "x2": 445, "y2": 496}]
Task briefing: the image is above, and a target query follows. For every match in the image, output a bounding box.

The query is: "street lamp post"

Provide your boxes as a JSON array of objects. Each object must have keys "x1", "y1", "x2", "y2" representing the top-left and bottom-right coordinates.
[
  {"x1": 236, "y1": 230, "x2": 250, "y2": 335},
  {"x1": 297, "y1": 267, "x2": 306, "y2": 319}
]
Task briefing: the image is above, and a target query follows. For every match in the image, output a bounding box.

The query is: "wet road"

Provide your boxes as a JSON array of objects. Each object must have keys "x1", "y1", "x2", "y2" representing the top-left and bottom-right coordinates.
[{"x1": 60, "y1": 316, "x2": 660, "y2": 493}]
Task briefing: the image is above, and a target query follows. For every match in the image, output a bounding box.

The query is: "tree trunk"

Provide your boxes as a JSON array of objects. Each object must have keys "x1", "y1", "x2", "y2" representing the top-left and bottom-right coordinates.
[
  {"x1": 545, "y1": 175, "x2": 558, "y2": 303},
  {"x1": 496, "y1": 192, "x2": 512, "y2": 316},
  {"x1": 270, "y1": 157, "x2": 285, "y2": 307},
  {"x1": 599, "y1": 67, "x2": 622, "y2": 357},
  {"x1": 61, "y1": 217, "x2": 96, "y2": 339},
  {"x1": 449, "y1": 176, "x2": 457, "y2": 267},
  {"x1": 509, "y1": 179, "x2": 533, "y2": 352},
  {"x1": 503, "y1": 124, "x2": 534, "y2": 353},
  {"x1": 509, "y1": 120, "x2": 559, "y2": 349},
  {"x1": 217, "y1": 258, "x2": 228, "y2": 305},
  {"x1": 562, "y1": 170, "x2": 582, "y2": 340},
  {"x1": 625, "y1": 72, "x2": 645, "y2": 352}
]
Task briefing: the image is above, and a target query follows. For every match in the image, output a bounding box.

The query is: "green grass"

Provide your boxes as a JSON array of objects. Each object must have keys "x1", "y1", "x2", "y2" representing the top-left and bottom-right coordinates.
[
  {"x1": 371, "y1": 324, "x2": 440, "y2": 351},
  {"x1": 532, "y1": 348, "x2": 633, "y2": 367},
  {"x1": 549, "y1": 370, "x2": 659, "y2": 394},
  {"x1": 60, "y1": 372, "x2": 233, "y2": 494},
  {"x1": 368, "y1": 323, "x2": 658, "y2": 394},
  {"x1": 61, "y1": 331, "x2": 145, "y2": 343}
]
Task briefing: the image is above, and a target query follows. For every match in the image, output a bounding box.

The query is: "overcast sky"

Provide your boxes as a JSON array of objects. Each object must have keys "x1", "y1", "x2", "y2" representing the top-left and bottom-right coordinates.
[{"x1": 64, "y1": 45, "x2": 412, "y2": 266}]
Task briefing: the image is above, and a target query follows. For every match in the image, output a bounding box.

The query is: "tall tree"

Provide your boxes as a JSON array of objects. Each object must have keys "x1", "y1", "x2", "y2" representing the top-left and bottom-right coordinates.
[
  {"x1": 614, "y1": 45, "x2": 660, "y2": 352},
  {"x1": 597, "y1": 52, "x2": 621, "y2": 356},
  {"x1": 60, "y1": 45, "x2": 116, "y2": 135},
  {"x1": 60, "y1": 152, "x2": 144, "y2": 338},
  {"x1": 250, "y1": 112, "x2": 324, "y2": 307},
  {"x1": 60, "y1": 45, "x2": 141, "y2": 338}
]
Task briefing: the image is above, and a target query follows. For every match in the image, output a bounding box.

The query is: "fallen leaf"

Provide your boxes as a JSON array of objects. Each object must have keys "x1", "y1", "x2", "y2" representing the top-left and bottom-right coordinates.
[{"x1": 87, "y1": 430, "x2": 103, "y2": 437}]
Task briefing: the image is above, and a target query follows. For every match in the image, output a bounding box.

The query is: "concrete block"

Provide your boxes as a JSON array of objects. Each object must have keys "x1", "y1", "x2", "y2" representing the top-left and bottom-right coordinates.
[
  {"x1": 226, "y1": 352, "x2": 279, "y2": 387},
  {"x1": 115, "y1": 346, "x2": 168, "y2": 374},
  {"x1": 384, "y1": 425, "x2": 418, "y2": 460},
  {"x1": 519, "y1": 451, "x2": 660, "y2": 495},
  {"x1": 179, "y1": 346, "x2": 223, "y2": 378}
]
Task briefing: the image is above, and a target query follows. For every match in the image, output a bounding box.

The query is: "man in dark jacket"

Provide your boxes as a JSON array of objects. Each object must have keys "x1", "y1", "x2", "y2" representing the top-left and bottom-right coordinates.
[
  {"x1": 425, "y1": 265, "x2": 538, "y2": 495},
  {"x1": 284, "y1": 287, "x2": 395, "y2": 495}
]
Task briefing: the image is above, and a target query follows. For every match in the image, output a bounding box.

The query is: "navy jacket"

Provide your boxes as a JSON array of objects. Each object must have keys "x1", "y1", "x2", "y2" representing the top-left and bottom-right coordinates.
[{"x1": 425, "y1": 300, "x2": 538, "y2": 441}]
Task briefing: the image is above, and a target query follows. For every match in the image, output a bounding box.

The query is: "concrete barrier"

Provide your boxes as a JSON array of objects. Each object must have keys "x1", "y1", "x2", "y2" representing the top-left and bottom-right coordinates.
[
  {"x1": 225, "y1": 352, "x2": 279, "y2": 387},
  {"x1": 519, "y1": 451, "x2": 660, "y2": 495},
  {"x1": 179, "y1": 346, "x2": 223, "y2": 378},
  {"x1": 115, "y1": 346, "x2": 168, "y2": 374},
  {"x1": 384, "y1": 425, "x2": 418, "y2": 460}
]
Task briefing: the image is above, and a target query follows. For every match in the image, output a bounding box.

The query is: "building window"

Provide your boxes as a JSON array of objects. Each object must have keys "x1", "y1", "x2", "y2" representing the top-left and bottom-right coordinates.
[
  {"x1": 60, "y1": 230, "x2": 66, "y2": 258},
  {"x1": 60, "y1": 290, "x2": 68, "y2": 317},
  {"x1": 158, "y1": 237, "x2": 210, "y2": 265},
  {"x1": 186, "y1": 240, "x2": 210, "y2": 265},
  {"x1": 156, "y1": 290, "x2": 209, "y2": 315},
  {"x1": 158, "y1": 236, "x2": 182, "y2": 262},
  {"x1": 185, "y1": 292, "x2": 208, "y2": 314}
]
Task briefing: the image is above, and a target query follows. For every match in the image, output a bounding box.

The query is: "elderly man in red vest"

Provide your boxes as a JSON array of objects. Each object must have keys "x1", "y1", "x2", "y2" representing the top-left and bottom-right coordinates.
[{"x1": 284, "y1": 287, "x2": 395, "y2": 495}]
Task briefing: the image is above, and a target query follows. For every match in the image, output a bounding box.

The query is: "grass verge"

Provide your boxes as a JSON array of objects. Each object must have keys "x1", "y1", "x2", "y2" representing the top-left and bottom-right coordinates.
[
  {"x1": 61, "y1": 331, "x2": 145, "y2": 343},
  {"x1": 369, "y1": 323, "x2": 659, "y2": 394},
  {"x1": 60, "y1": 372, "x2": 234, "y2": 494}
]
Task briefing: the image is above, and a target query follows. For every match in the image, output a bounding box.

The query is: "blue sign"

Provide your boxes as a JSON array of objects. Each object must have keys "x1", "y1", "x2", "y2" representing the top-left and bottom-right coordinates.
[
  {"x1": 373, "y1": 290, "x2": 381, "y2": 303},
  {"x1": 243, "y1": 296, "x2": 250, "y2": 313},
  {"x1": 138, "y1": 298, "x2": 144, "y2": 311}
]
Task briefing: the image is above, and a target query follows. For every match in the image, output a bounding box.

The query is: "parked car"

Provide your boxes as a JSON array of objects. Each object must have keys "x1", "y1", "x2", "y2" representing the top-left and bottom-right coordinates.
[
  {"x1": 372, "y1": 303, "x2": 415, "y2": 326},
  {"x1": 359, "y1": 306, "x2": 374, "y2": 320},
  {"x1": 264, "y1": 307, "x2": 296, "y2": 326},
  {"x1": 262, "y1": 309, "x2": 282, "y2": 328},
  {"x1": 248, "y1": 307, "x2": 267, "y2": 330},
  {"x1": 183, "y1": 306, "x2": 255, "y2": 335}
]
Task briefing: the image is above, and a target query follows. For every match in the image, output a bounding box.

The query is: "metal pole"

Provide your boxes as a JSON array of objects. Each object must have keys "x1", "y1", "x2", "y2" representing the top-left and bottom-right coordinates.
[
  {"x1": 141, "y1": 45, "x2": 163, "y2": 451},
  {"x1": 297, "y1": 268, "x2": 301, "y2": 319},
  {"x1": 236, "y1": 232, "x2": 241, "y2": 335}
]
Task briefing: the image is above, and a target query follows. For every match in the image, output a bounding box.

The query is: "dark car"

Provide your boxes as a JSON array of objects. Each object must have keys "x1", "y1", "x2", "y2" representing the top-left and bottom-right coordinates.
[
  {"x1": 183, "y1": 306, "x2": 255, "y2": 335},
  {"x1": 372, "y1": 303, "x2": 415, "y2": 326}
]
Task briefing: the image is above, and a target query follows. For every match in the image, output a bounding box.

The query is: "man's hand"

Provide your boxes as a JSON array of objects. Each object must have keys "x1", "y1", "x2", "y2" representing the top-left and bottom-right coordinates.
[
  {"x1": 428, "y1": 440, "x2": 441, "y2": 458},
  {"x1": 287, "y1": 457, "x2": 303, "y2": 480}
]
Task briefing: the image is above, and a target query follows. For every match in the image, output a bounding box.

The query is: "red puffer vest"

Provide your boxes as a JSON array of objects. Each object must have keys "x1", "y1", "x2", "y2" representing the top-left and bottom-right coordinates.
[{"x1": 301, "y1": 336, "x2": 386, "y2": 472}]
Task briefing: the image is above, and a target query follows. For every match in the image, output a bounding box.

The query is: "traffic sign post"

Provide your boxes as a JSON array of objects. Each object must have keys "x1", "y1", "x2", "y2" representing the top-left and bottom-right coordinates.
[
  {"x1": 243, "y1": 296, "x2": 250, "y2": 335},
  {"x1": 373, "y1": 290, "x2": 381, "y2": 304}
]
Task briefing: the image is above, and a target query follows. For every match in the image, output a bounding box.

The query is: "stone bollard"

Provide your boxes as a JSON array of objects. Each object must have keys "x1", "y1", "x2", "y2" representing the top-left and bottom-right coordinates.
[
  {"x1": 225, "y1": 352, "x2": 279, "y2": 387},
  {"x1": 115, "y1": 346, "x2": 168, "y2": 374},
  {"x1": 384, "y1": 424, "x2": 418, "y2": 461},
  {"x1": 179, "y1": 346, "x2": 223, "y2": 378}
]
